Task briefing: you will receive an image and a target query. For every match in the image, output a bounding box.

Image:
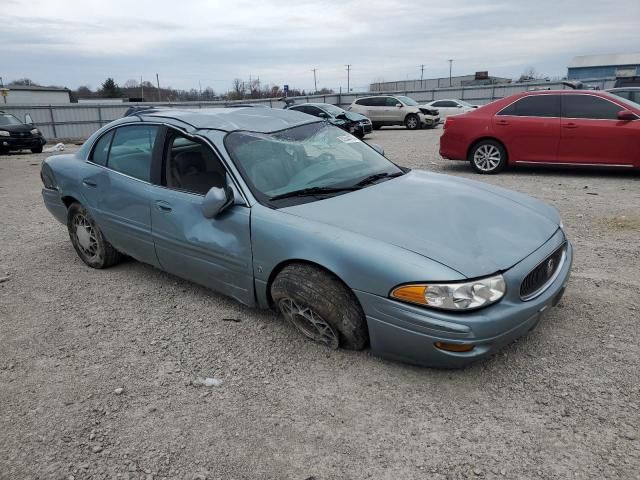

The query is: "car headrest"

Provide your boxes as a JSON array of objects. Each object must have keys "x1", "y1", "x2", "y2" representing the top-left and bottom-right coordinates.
[{"x1": 174, "y1": 151, "x2": 205, "y2": 175}]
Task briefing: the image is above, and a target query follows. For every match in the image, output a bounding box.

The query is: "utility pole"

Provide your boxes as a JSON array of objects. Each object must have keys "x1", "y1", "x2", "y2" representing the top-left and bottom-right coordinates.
[
  {"x1": 345, "y1": 64, "x2": 351, "y2": 92},
  {"x1": 140, "y1": 75, "x2": 143, "y2": 101},
  {"x1": 312, "y1": 68, "x2": 318, "y2": 94},
  {"x1": 156, "y1": 73, "x2": 161, "y2": 102},
  {"x1": 420, "y1": 64, "x2": 425, "y2": 89},
  {"x1": 448, "y1": 59, "x2": 454, "y2": 87},
  {"x1": 199, "y1": 80, "x2": 202, "y2": 100}
]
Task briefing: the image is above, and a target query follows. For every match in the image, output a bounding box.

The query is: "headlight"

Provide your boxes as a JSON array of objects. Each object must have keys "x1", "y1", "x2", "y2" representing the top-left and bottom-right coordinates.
[
  {"x1": 0, "y1": 130, "x2": 9, "y2": 137},
  {"x1": 390, "y1": 274, "x2": 506, "y2": 311},
  {"x1": 31, "y1": 128, "x2": 39, "y2": 135}
]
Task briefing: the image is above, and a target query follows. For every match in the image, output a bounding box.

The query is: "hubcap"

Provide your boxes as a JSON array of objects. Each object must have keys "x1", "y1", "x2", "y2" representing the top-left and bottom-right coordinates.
[
  {"x1": 73, "y1": 213, "x2": 99, "y2": 259},
  {"x1": 278, "y1": 298, "x2": 339, "y2": 349},
  {"x1": 473, "y1": 144, "x2": 501, "y2": 171},
  {"x1": 407, "y1": 117, "x2": 418, "y2": 128}
]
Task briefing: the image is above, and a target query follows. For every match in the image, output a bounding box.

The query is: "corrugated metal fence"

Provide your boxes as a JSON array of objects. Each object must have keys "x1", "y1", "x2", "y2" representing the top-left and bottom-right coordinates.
[{"x1": 1, "y1": 77, "x2": 616, "y2": 140}]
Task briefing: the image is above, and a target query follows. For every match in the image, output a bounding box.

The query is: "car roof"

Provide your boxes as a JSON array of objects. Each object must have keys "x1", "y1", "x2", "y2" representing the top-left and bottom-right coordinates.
[
  {"x1": 608, "y1": 87, "x2": 640, "y2": 91},
  {"x1": 139, "y1": 106, "x2": 320, "y2": 133}
]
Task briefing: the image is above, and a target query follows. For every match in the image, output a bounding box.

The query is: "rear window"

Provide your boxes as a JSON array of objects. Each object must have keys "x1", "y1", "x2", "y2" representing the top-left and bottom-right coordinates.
[{"x1": 498, "y1": 95, "x2": 560, "y2": 117}]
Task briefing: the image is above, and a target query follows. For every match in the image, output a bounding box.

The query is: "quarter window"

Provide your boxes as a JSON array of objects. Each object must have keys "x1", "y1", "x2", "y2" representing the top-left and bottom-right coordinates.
[
  {"x1": 562, "y1": 95, "x2": 624, "y2": 120},
  {"x1": 107, "y1": 125, "x2": 159, "y2": 182},
  {"x1": 91, "y1": 130, "x2": 114, "y2": 166},
  {"x1": 498, "y1": 95, "x2": 560, "y2": 117}
]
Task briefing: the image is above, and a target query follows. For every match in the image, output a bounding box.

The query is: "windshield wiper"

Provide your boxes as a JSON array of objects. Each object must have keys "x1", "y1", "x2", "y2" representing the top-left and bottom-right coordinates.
[
  {"x1": 355, "y1": 171, "x2": 403, "y2": 187},
  {"x1": 269, "y1": 186, "x2": 359, "y2": 201}
]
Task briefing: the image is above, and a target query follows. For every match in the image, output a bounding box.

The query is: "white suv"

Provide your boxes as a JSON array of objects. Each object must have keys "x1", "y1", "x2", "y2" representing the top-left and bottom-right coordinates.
[{"x1": 348, "y1": 95, "x2": 439, "y2": 130}]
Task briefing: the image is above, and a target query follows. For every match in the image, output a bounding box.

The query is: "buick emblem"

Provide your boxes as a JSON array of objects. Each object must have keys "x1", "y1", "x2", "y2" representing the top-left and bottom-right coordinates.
[{"x1": 546, "y1": 258, "x2": 556, "y2": 277}]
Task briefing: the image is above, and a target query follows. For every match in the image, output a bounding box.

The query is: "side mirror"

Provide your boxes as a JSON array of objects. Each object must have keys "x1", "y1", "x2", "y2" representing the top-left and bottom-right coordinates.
[
  {"x1": 395, "y1": 103, "x2": 403, "y2": 108},
  {"x1": 456, "y1": 105, "x2": 463, "y2": 108},
  {"x1": 370, "y1": 143, "x2": 385, "y2": 156},
  {"x1": 202, "y1": 185, "x2": 234, "y2": 218},
  {"x1": 617, "y1": 110, "x2": 637, "y2": 121},
  {"x1": 24, "y1": 113, "x2": 34, "y2": 125},
  {"x1": 318, "y1": 112, "x2": 329, "y2": 118}
]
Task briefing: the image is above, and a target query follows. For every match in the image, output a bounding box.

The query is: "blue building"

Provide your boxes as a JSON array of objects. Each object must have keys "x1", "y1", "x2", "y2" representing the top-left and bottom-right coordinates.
[{"x1": 568, "y1": 53, "x2": 640, "y2": 80}]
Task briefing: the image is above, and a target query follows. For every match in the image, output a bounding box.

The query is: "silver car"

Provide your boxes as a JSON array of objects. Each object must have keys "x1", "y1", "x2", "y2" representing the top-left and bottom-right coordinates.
[
  {"x1": 41, "y1": 107, "x2": 572, "y2": 368},
  {"x1": 348, "y1": 95, "x2": 439, "y2": 130},
  {"x1": 422, "y1": 99, "x2": 477, "y2": 119}
]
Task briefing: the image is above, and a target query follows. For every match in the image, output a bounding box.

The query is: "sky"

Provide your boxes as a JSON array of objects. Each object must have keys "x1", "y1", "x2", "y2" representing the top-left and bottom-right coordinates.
[{"x1": 2, "y1": 0, "x2": 639, "y2": 93}]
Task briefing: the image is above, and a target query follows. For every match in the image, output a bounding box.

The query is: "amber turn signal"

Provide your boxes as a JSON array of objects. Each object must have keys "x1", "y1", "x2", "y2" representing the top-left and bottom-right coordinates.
[
  {"x1": 390, "y1": 285, "x2": 427, "y2": 305},
  {"x1": 434, "y1": 342, "x2": 475, "y2": 353}
]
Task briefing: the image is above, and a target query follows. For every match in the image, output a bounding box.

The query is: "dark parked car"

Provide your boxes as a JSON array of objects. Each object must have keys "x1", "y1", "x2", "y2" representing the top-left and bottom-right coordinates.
[
  {"x1": 0, "y1": 111, "x2": 47, "y2": 154},
  {"x1": 440, "y1": 90, "x2": 640, "y2": 174},
  {"x1": 286, "y1": 103, "x2": 372, "y2": 138}
]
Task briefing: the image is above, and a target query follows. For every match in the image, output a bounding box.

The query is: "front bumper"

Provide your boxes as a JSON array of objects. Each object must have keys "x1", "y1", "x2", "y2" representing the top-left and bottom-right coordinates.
[
  {"x1": 1, "y1": 135, "x2": 46, "y2": 151},
  {"x1": 355, "y1": 229, "x2": 572, "y2": 368},
  {"x1": 419, "y1": 114, "x2": 440, "y2": 127}
]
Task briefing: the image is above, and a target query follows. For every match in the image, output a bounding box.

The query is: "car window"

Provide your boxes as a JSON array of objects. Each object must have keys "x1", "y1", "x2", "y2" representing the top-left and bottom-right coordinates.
[
  {"x1": 562, "y1": 95, "x2": 622, "y2": 120},
  {"x1": 306, "y1": 106, "x2": 324, "y2": 116},
  {"x1": 0, "y1": 114, "x2": 23, "y2": 126},
  {"x1": 355, "y1": 98, "x2": 372, "y2": 106},
  {"x1": 107, "y1": 125, "x2": 159, "y2": 182},
  {"x1": 365, "y1": 97, "x2": 384, "y2": 107},
  {"x1": 498, "y1": 95, "x2": 560, "y2": 117},
  {"x1": 396, "y1": 96, "x2": 418, "y2": 106},
  {"x1": 431, "y1": 101, "x2": 446, "y2": 107},
  {"x1": 386, "y1": 97, "x2": 400, "y2": 106},
  {"x1": 90, "y1": 130, "x2": 114, "y2": 166},
  {"x1": 439, "y1": 101, "x2": 459, "y2": 107},
  {"x1": 163, "y1": 131, "x2": 226, "y2": 195}
]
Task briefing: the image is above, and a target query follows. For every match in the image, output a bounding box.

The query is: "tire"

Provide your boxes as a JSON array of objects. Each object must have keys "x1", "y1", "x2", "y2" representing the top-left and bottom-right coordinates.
[
  {"x1": 271, "y1": 264, "x2": 368, "y2": 350},
  {"x1": 468, "y1": 139, "x2": 507, "y2": 174},
  {"x1": 405, "y1": 114, "x2": 420, "y2": 130},
  {"x1": 31, "y1": 146, "x2": 43, "y2": 154},
  {"x1": 372, "y1": 123, "x2": 381, "y2": 130},
  {"x1": 67, "y1": 203, "x2": 122, "y2": 269},
  {"x1": 354, "y1": 131, "x2": 365, "y2": 139}
]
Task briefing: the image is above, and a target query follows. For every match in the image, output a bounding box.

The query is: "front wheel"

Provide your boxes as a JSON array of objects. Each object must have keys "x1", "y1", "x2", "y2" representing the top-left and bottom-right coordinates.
[
  {"x1": 271, "y1": 264, "x2": 368, "y2": 350},
  {"x1": 31, "y1": 146, "x2": 44, "y2": 154},
  {"x1": 67, "y1": 203, "x2": 123, "y2": 268},
  {"x1": 469, "y1": 140, "x2": 507, "y2": 174},
  {"x1": 405, "y1": 114, "x2": 420, "y2": 130}
]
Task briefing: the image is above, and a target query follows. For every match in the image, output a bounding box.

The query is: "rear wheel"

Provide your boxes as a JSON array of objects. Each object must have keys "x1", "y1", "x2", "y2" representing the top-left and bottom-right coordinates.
[
  {"x1": 31, "y1": 146, "x2": 43, "y2": 154},
  {"x1": 271, "y1": 264, "x2": 368, "y2": 350},
  {"x1": 372, "y1": 123, "x2": 382, "y2": 130},
  {"x1": 469, "y1": 140, "x2": 507, "y2": 174},
  {"x1": 67, "y1": 203, "x2": 123, "y2": 268},
  {"x1": 405, "y1": 114, "x2": 420, "y2": 130}
]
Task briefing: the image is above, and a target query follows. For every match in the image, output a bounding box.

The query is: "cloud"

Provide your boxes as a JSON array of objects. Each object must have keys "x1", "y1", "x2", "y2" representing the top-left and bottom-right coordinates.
[{"x1": 2, "y1": 0, "x2": 639, "y2": 92}]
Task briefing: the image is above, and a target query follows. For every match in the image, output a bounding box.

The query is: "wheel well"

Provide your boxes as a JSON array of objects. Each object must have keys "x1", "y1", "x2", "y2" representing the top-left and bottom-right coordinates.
[
  {"x1": 404, "y1": 112, "x2": 419, "y2": 122},
  {"x1": 61, "y1": 196, "x2": 80, "y2": 208},
  {"x1": 265, "y1": 259, "x2": 357, "y2": 309},
  {"x1": 467, "y1": 137, "x2": 508, "y2": 162}
]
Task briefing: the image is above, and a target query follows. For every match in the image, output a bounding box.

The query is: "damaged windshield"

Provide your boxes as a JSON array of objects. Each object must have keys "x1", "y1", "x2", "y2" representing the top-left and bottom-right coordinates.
[{"x1": 225, "y1": 123, "x2": 403, "y2": 206}]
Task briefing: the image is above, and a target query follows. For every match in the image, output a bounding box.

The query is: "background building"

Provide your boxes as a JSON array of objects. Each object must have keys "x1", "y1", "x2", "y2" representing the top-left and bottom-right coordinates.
[
  {"x1": 1, "y1": 85, "x2": 71, "y2": 105},
  {"x1": 568, "y1": 53, "x2": 640, "y2": 80},
  {"x1": 370, "y1": 72, "x2": 511, "y2": 92}
]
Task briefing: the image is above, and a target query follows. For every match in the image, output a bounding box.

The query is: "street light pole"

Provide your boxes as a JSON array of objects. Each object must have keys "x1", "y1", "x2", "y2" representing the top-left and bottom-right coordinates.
[
  {"x1": 345, "y1": 64, "x2": 351, "y2": 92},
  {"x1": 448, "y1": 59, "x2": 454, "y2": 87},
  {"x1": 312, "y1": 68, "x2": 318, "y2": 94},
  {"x1": 420, "y1": 64, "x2": 425, "y2": 89}
]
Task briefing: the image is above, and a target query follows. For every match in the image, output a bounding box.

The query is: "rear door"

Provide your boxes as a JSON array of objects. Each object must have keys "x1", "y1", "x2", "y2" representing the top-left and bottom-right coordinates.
[
  {"x1": 558, "y1": 94, "x2": 638, "y2": 166},
  {"x1": 149, "y1": 129, "x2": 254, "y2": 305},
  {"x1": 93, "y1": 124, "x2": 162, "y2": 267},
  {"x1": 493, "y1": 94, "x2": 561, "y2": 163}
]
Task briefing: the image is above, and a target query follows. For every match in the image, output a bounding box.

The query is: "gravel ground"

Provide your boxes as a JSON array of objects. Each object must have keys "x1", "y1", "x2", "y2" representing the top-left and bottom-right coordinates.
[{"x1": 1, "y1": 128, "x2": 639, "y2": 480}]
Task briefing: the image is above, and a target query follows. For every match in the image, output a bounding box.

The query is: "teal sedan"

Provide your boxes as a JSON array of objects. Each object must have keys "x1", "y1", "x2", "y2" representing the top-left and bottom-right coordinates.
[{"x1": 41, "y1": 107, "x2": 572, "y2": 367}]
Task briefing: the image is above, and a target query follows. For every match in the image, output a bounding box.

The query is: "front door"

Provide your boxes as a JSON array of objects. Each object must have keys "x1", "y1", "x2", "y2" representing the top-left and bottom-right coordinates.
[
  {"x1": 150, "y1": 130, "x2": 254, "y2": 305},
  {"x1": 558, "y1": 94, "x2": 638, "y2": 166}
]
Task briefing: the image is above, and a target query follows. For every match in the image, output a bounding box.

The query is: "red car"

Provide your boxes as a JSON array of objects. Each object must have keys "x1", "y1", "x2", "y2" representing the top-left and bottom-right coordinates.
[{"x1": 439, "y1": 90, "x2": 640, "y2": 173}]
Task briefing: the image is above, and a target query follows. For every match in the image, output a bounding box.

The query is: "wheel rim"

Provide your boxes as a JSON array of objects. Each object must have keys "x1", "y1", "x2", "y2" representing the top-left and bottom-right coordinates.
[
  {"x1": 278, "y1": 298, "x2": 339, "y2": 349},
  {"x1": 73, "y1": 213, "x2": 99, "y2": 259},
  {"x1": 407, "y1": 117, "x2": 418, "y2": 128},
  {"x1": 473, "y1": 144, "x2": 502, "y2": 171}
]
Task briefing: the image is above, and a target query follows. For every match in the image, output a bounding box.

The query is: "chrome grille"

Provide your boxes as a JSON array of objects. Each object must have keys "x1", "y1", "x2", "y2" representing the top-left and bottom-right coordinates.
[{"x1": 520, "y1": 243, "x2": 566, "y2": 300}]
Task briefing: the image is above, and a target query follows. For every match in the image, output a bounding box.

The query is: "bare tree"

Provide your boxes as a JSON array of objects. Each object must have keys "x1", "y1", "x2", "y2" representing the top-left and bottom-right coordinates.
[{"x1": 123, "y1": 79, "x2": 139, "y2": 88}]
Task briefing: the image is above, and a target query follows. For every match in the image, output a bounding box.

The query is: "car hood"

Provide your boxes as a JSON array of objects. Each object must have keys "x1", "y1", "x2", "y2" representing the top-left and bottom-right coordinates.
[
  {"x1": 281, "y1": 170, "x2": 560, "y2": 278},
  {"x1": 343, "y1": 111, "x2": 369, "y2": 122},
  {"x1": 0, "y1": 124, "x2": 32, "y2": 133}
]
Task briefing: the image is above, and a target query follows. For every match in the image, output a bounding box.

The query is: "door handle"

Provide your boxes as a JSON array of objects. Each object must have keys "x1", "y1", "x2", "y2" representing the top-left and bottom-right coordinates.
[
  {"x1": 155, "y1": 201, "x2": 172, "y2": 212},
  {"x1": 495, "y1": 120, "x2": 509, "y2": 126},
  {"x1": 82, "y1": 179, "x2": 97, "y2": 187},
  {"x1": 563, "y1": 122, "x2": 578, "y2": 129}
]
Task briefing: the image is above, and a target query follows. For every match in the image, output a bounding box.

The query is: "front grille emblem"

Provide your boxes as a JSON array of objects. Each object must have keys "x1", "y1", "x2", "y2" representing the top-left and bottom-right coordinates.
[{"x1": 546, "y1": 258, "x2": 556, "y2": 278}]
